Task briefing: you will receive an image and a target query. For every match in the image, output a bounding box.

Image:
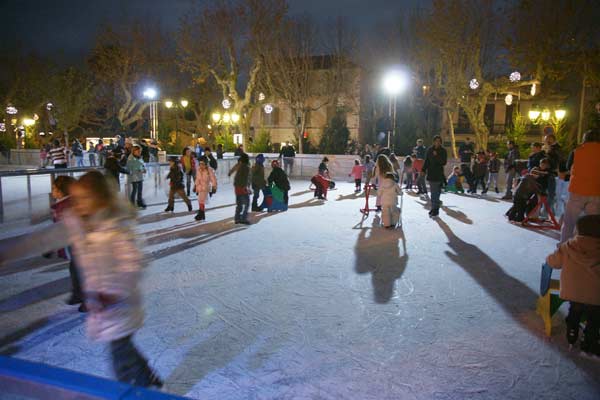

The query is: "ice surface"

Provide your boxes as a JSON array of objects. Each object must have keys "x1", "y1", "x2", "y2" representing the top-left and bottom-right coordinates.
[{"x1": 1, "y1": 180, "x2": 599, "y2": 399}]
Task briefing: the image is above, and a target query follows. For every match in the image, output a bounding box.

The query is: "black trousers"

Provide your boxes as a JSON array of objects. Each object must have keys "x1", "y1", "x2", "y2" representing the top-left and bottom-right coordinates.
[
  {"x1": 566, "y1": 302, "x2": 600, "y2": 346},
  {"x1": 65, "y1": 247, "x2": 83, "y2": 301},
  {"x1": 110, "y1": 335, "x2": 155, "y2": 387}
]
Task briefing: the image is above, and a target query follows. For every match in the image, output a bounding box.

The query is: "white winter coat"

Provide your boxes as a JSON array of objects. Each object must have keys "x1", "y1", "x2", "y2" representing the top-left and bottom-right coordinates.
[
  {"x1": 378, "y1": 178, "x2": 401, "y2": 206},
  {"x1": 0, "y1": 207, "x2": 144, "y2": 342}
]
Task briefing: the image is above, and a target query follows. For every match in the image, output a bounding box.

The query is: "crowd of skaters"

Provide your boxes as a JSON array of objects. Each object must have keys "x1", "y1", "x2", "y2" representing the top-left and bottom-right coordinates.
[{"x1": 1, "y1": 128, "x2": 599, "y2": 391}]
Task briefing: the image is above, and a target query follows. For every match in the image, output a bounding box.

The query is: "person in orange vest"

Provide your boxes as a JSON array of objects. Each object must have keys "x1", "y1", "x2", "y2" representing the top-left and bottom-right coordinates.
[{"x1": 560, "y1": 129, "x2": 600, "y2": 243}]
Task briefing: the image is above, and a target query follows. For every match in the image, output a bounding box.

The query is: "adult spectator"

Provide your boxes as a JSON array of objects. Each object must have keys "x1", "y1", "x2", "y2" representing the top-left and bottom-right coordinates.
[
  {"x1": 216, "y1": 143, "x2": 224, "y2": 159},
  {"x1": 71, "y1": 139, "x2": 84, "y2": 167},
  {"x1": 194, "y1": 139, "x2": 204, "y2": 158},
  {"x1": 148, "y1": 140, "x2": 159, "y2": 163},
  {"x1": 527, "y1": 142, "x2": 545, "y2": 171},
  {"x1": 543, "y1": 133, "x2": 563, "y2": 212},
  {"x1": 279, "y1": 143, "x2": 296, "y2": 176},
  {"x1": 413, "y1": 138, "x2": 428, "y2": 194},
  {"x1": 204, "y1": 146, "x2": 218, "y2": 170},
  {"x1": 501, "y1": 140, "x2": 521, "y2": 200},
  {"x1": 458, "y1": 137, "x2": 475, "y2": 189},
  {"x1": 560, "y1": 129, "x2": 600, "y2": 243},
  {"x1": 87, "y1": 141, "x2": 96, "y2": 166},
  {"x1": 95, "y1": 140, "x2": 106, "y2": 167},
  {"x1": 234, "y1": 144, "x2": 244, "y2": 157},
  {"x1": 49, "y1": 139, "x2": 68, "y2": 169},
  {"x1": 421, "y1": 135, "x2": 447, "y2": 217}
]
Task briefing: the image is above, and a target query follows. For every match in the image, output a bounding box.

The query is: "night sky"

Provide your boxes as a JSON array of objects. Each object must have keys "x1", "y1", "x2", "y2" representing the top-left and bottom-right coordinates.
[{"x1": 0, "y1": 0, "x2": 422, "y2": 60}]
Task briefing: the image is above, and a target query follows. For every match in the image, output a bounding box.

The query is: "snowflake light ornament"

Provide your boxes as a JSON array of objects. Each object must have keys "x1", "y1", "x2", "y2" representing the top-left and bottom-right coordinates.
[
  {"x1": 505, "y1": 94, "x2": 513, "y2": 106},
  {"x1": 222, "y1": 99, "x2": 231, "y2": 109},
  {"x1": 264, "y1": 104, "x2": 273, "y2": 114},
  {"x1": 469, "y1": 79, "x2": 479, "y2": 90},
  {"x1": 509, "y1": 71, "x2": 521, "y2": 82},
  {"x1": 530, "y1": 84, "x2": 537, "y2": 96}
]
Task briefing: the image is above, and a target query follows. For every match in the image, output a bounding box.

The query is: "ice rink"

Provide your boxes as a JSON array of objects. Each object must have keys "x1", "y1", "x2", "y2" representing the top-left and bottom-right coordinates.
[{"x1": 1, "y1": 180, "x2": 599, "y2": 399}]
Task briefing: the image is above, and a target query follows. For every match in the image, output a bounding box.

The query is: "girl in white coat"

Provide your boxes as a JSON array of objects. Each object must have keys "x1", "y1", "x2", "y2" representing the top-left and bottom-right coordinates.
[
  {"x1": 378, "y1": 171, "x2": 402, "y2": 228},
  {"x1": 0, "y1": 171, "x2": 162, "y2": 388}
]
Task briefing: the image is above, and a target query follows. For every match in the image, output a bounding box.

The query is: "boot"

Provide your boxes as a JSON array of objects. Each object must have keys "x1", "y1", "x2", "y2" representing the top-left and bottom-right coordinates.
[
  {"x1": 199, "y1": 209, "x2": 205, "y2": 220},
  {"x1": 137, "y1": 201, "x2": 147, "y2": 210},
  {"x1": 164, "y1": 206, "x2": 174, "y2": 212},
  {"x1": 194, "y1": 211, "x2": 203, "y2": 221}
]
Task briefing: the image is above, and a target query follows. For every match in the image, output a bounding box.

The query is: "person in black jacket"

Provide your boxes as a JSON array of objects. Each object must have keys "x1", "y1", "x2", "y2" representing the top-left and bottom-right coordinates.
[
  {"x1": 458, "y1": 137, "x2": 475, "y2": 189},
  {"x1": 165, "y1": 157, "x2": 192, "y2": 212},
  {"x1": 268, "y1": 159, "x2": 291, "y2": 206},
  {"x1": 103, "y1": 151, "x2": 129, "y2": 191},
  {"x1": 502, "y1": 140, "x2": 521, "y2": 200},
  {"x1": 204, "y1": 146, "x2": 218, "y2": 170},
  {"x1": 421, "y1": 135, "x2": 447, "y2": 217}
]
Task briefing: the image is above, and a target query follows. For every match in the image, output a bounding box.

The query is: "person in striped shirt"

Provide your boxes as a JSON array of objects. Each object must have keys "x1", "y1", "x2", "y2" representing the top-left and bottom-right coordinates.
[{"x1": 49, "y1": 139, "x2": 68, "y2": 169}]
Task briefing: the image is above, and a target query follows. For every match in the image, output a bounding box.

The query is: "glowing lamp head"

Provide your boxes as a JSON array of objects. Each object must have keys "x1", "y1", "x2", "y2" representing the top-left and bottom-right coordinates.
[
  {"x1": 555, "y1": 109, "x2": 566, "y2": 120},
  {"x1": 143, "y1": 88, "x2": 157, "y2": 99},
  {"x1": 164, "y1": 100, "x2": 174, "y2": 109},
  {"x1": 180, "y1": 100, "x2": 189, "y2": 108},
  {"x1": 223, "y1": 112, "x2": 231, "y2": 123},
  {"x1": 22, "y1": 118, "x2": 36, "y2": 126},
  {"x1": 541, "y1": 109, "x2": 551, "y2": 121},
  {"x1": 212, "y1": 112, "x2": 221, "y2": 123},
  {"x1": 528, "y1": 109, "x2": 541, "y2": 121},
  {"x1": 382, "y1": 70, "x2": 409, "y2": 96},
  {"x1": 231, "y1": 112, "x2": 240, "y2": 123}
]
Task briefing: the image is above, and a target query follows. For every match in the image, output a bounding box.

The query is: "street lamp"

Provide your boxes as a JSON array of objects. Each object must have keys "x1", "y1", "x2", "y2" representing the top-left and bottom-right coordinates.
[
  {"x1": 382, "y1": 69, "x2": 409, "y2": 148},
  {"x1": 211, "y1": 109, "x2": 241, "y2": 143},
  {"x1": 164, "y1": 98, "x2": 189, "y2": 146},
  {"x1": 528, "y1": 105, "x2": 566, "y2": 140},
  {"x1": 143, "y1": 87, "x2": 159, "y2": 140}
]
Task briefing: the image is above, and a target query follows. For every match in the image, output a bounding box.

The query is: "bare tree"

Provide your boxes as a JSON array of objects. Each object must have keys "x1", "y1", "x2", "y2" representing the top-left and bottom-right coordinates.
[
  {"x1": 258, "y1": 15, "x2": 357, "y2": 153},
  {"x1": 88, "y1": 21, "x2": 166, "y2": 130},
  {"x1": 177, "y1": 0, "x2": 287, "y2": 139}
]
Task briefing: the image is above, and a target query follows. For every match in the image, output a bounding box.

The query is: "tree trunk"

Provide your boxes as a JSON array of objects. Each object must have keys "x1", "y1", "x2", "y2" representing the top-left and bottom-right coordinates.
[
  {"x1": 577, "y1": 75, "x2": 586, "y2": 144},
  {"x1": 447, "y1": 109, "x2": 458, "y2": 159}
]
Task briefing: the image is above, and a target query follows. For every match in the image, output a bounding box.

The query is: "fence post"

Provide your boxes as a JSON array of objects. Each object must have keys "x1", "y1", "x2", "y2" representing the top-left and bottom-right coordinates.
[{"x1": 27, "y1": 175, "x2": 32, "y2": 214}]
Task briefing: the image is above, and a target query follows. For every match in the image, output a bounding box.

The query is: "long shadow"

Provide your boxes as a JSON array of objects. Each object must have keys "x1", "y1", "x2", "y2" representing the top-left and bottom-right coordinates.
[
  {"x1": 335, "y1": 192, "x2": 362, "y2": 202},
  {"x1": 288, "y1": 198, "x2": 326, "y2": 209},
  {"x1": 0, "y1": 311, "x2": 85, "y2": 356},
  {"x1": 137, "y1": 203, "x2": 237, "y2": 225},
  {"x1": 0, "y1": 256, "x2": 67, "y2": 277},
  {"x1": 434, "y1": 218, "x2": 600, "y2": 380},
  {"x1": 354, "y1": 215, "x2": 409, "y2": 304},
  {"x1": 441, "y1": 205, "x2": 473, "y2": 224},
  {"x1": 0, "y1": 277, "x2": 70, "y2": 313},
  {"x1": 290, "y1": 189, "x2": 313, "y2": 197}
]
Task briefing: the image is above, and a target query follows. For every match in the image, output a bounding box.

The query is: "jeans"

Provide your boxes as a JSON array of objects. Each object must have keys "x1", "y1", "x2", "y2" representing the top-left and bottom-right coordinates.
[
  {"x1": 429, "y1": 181, "x2": 442, "y2": 211},
  {"x1": 235, "y1": 194, "x2": 250, "y2": 222},
  {"x1": 130, "y1": 181, "x2": 144, "y2": 205},
  {"x1": 98, "y1": 154, "x2": 106, "y2": 167},
  {"x1": 88, "y1": 153, "x2": 96, "y2": 166},
  {"x1": 560, "y1": 193, "x2": 600, "y2": 243},
  {"x1": 185, "y1": 171, "x2": 195, "y2": 195},
  {"x1": 487, "y1": 172, "x2": 499, "y2": 190},
  {"x1": 460, "y1": 164, "x2": 474, "y2": 188},
  {"x1": 283, "y1": 158, "x2": 294, "y2": 176},
  {"x1": 505, "y1": 168, "x2": 516, "y2": 196},
  {"x1": 75, "y1": 156, "x2": 84, "y2": 167},
  {"x1": 547, "y1": 175, "x2": 557, "y2": 214},
  {"x1": 110, "y1": 335, "x2": 155, "y2": 387}
]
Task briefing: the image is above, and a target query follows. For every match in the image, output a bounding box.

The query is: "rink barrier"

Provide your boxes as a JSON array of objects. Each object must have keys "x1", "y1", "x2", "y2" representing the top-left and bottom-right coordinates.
[{"x1": 0, "y1": 356, "x2": 184, "y2": 399}]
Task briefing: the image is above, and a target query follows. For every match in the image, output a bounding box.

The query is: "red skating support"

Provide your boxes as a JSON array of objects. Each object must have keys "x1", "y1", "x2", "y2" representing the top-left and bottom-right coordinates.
[
  {"x1": 360, "y1": 184, "x2": 378, "y2": 215},
  {"x1": 523, "y1": 195, "x2": 561, "y2": 230}
]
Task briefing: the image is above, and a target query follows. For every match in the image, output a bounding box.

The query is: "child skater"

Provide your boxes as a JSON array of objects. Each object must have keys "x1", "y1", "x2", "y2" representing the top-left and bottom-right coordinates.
[
  {"x1": 50, "y1": 176, "x2": 85, "y2": 310},
  {"x1": 164, "y1": 156, "x2": 193, "y2": 213},
  {"x1": 446, "y1": 166, "x2": 465, "y2": 194},
  {"x1": 228, "y1": 153, "x2": 251, "y2": 224},
  {"x1": 0, "y1": 171, "x2": 163, "y2": 388},
  {"x1": 378, "y1": 171, "x2": 402, "y2": 229},
  {"x1": 364, "y1": 154, "x2": 375, "y2": 188},
  {"x1": 545, "y1": 214, "x2": 600, "y2": 356},
  {"x1": 349, "y1": 159, "x2": 364, "y2": 193},
  {"x1": 194, "y1": 155, "x2": 217, "y2": 221},
  {"x1": 251, "y1": 154, "x2": 267, "y2": 211},
  {"x1": 374, "y1": 154, "x2": 395, "y2": 212}
]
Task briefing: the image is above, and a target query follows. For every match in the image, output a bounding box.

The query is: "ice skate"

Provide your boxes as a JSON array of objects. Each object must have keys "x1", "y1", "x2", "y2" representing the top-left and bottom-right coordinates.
[{"x1": 164, "y1": 206, "x2": 174, "y2": 212}]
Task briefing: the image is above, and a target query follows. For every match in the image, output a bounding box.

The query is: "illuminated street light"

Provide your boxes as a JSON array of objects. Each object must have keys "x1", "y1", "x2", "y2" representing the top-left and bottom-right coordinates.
[
  {"x1": 555, "y1": 109, "x2": 566, "y2": 120},
  {"x1": 143, "y1": 87, "x2": 159, "y2": 140},
  {"x1": 212, "y1": 112, "x2": 221, "y2": 123},
  {"x1": 528, "y1": 107, "x2": 541, "y2": 121},
  {"x1": 180, "y1": 99, "x2": 189, "y2": 108},
  {"x1": 223, "y1": 112, "x2": 231, "y2": 123},
  {"x1": 231, "y1": 112, "x2": 240, "y2": 123},
  {"x1": 22, "y1": 118, "x2": 36, "y2": 126},
  {"x1": 163, "y1": 98, "x2": 188, "y2": 147},
  {"x1": 164, "y1": 100, "x2": 174, "y2": 109},
  {"x1": 541, "y1": 109, "x2": 551, "y2": 121},
  {"x1": 382, "y1": 69, "x2": 410, "y2": 148}
]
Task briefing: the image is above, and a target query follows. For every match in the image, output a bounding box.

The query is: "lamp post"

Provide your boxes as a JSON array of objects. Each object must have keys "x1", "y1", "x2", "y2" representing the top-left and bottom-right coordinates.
[
  {"x1": 164, "y1": 99, "x2": 189, "y2": 147},
  {"x1": 211, "y1": 110, "x2": 241, "y2": 143},
  {"x1": 143, "y1": 87, "x2": 158, "y2": 140},
  {"x1": 382, "y1": 70, "x2": 409, "y2": 149}
]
